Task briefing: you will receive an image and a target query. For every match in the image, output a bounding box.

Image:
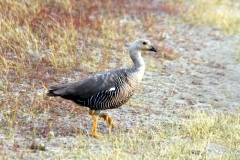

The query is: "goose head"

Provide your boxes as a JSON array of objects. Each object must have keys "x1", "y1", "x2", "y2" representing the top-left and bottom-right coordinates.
[{"x1": 129, "y1": 39, "x2": 157, "y2": 53}]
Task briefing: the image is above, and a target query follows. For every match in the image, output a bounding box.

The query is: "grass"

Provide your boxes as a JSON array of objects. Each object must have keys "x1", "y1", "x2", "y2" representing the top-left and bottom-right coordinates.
[
  {"x1": 0, "y1": 0, "x2": 240, "y2": 159},
  {"x1": 14, "y1": 110, "x2": 238, "y2": 159},
  {"x1": 177, "y1": 0, "x2": 240, "y2": 35}
]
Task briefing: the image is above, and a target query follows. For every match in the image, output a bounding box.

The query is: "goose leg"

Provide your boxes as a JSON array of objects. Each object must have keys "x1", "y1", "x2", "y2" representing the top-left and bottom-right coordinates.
[
  {"x1": 99, "y1": 114, "x2": 115, "y2": 128},
  {"x1": 89, "y1": 110, "x2": 101, "y2": 138}
]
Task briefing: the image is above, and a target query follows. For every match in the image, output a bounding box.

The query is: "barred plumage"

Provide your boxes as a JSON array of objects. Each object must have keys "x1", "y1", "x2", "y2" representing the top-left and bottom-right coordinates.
[
  {"x1": 47, "y1": 39, "x2": 157, "y2": 138},
  {"x1": 77, "y1": 68, "x2": 139, "y2": 110}
]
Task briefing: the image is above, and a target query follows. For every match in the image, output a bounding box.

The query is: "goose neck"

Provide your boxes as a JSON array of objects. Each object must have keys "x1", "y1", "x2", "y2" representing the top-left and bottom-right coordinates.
[{"x1": 130, "y1": 50, "x2": 145, "y2": 70}]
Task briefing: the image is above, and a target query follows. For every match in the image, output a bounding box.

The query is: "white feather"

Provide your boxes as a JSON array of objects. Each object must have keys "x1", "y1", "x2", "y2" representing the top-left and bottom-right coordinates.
[{"x1": 109, "y1": 87, "x2": 115, "y2": 91}]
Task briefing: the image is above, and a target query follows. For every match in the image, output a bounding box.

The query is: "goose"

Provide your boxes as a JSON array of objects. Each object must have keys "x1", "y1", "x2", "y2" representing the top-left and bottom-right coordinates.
[{"x1": 47, "y1": 39, "x2": 157, "y2": 138}]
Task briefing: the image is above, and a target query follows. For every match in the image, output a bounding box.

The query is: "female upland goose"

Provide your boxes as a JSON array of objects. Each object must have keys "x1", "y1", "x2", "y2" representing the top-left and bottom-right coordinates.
[{"x1": 47, "y1": 39, "x2": 157, "y2": 138}]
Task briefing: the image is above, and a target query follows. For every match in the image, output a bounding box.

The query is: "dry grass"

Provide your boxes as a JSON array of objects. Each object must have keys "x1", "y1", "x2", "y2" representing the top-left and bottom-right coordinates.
[
  {"x1": 176, "y1": 0, "x2": 240, "y2": 35},
  {"x1": 0, "y1": 0, "x2": 239, "y2": 159},
  {"x1": 13, "y1": 110, "x2": 238, "y2": 159},
  {"x1": 176, "y1": 0, "x2": 240, "y2": 61}
]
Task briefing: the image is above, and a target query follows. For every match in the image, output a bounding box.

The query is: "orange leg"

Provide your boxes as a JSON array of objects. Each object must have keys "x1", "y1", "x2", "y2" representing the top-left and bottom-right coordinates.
[
  {"x1": 89, "y1": 110, "x2": 101, "y2": 138},
  {"x1": 99, "y1": 113, "x2": 115, "y2": 128},
  {"x1": 89, "y1": 110, "x2": 115, "y2": 138}
]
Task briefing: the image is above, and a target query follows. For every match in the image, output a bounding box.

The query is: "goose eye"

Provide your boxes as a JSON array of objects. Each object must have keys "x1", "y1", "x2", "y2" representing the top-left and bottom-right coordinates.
[{"x1": 143, "y1": 42, "x2": 147, "y2": 45}]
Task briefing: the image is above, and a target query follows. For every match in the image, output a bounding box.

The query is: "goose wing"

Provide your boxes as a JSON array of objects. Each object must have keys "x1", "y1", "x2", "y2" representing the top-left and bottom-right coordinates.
[{"x1": 48, "y1": 71, "x2": 119, "y2": 99}]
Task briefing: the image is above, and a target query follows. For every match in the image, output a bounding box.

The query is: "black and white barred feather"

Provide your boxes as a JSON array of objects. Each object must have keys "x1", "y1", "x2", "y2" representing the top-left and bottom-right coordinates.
[{"x1": 77, "y1": 68, "x2": 140, "y2": 110}]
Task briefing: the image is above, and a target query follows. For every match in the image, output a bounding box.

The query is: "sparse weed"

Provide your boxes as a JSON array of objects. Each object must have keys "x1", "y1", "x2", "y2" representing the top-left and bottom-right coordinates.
[{"x1": 237, "y1": 45, "x2": 240, "y2": 62}]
